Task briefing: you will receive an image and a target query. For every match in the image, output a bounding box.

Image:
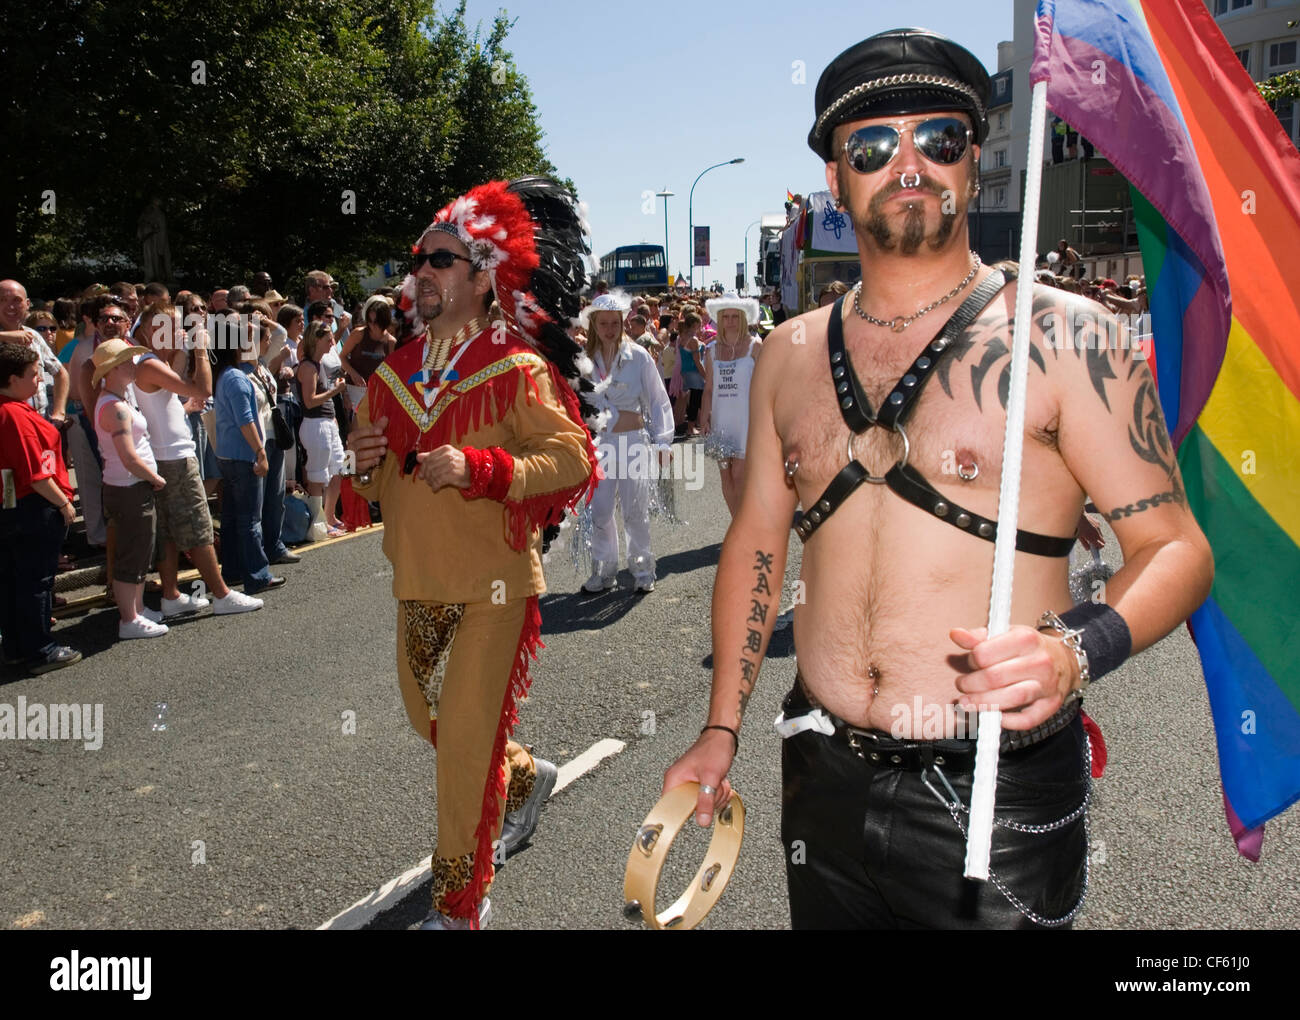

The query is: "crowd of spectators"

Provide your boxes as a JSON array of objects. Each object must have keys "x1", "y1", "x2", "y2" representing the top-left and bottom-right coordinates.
[{"x1": 0, "y1": 270, "x2": 394, "y2": 673}]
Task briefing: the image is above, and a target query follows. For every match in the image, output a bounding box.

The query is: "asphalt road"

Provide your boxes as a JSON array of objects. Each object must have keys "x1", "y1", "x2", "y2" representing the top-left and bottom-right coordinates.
[{"x1": 3, "y1": 446, "x2": 1296, "y2": 930}]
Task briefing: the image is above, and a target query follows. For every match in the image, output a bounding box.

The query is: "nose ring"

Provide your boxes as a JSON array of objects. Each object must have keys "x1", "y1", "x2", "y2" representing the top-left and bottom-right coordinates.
[{"x1": 900, "y1": 172, "x2": 921, "y2": 189}]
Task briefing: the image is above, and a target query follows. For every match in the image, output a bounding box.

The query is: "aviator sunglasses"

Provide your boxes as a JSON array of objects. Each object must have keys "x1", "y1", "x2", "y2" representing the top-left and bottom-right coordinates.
[
  {"x1": 842, "y1": 117, "x2": 972, "y2": 175},
  {"x1": 413, "y1": 249, "x2": 474, "y2": 271}
]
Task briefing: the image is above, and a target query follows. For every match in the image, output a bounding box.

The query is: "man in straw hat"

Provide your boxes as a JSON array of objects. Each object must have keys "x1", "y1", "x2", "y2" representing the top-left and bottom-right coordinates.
[
  {"x1": 344, "y1": 178, "x2": 598, "y2": 929},
  {"x1": 664, "y1": 28, "x2": 1212, "y2": 928}
]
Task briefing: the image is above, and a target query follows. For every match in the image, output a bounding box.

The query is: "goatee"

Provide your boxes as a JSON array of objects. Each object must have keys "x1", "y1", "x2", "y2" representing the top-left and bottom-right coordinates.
[{"x1": 854, "y1": 174, "x2": 960, "y2": 255}]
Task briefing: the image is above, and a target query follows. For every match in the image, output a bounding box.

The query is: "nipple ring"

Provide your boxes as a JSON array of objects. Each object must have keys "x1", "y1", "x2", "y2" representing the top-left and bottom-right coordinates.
[
  {"x1": 957, "y1": 461, "x2": 979, "y2": 482},
  {"x1": 900, "y1": 172, "x2": 921, "y2": 189},
  {"x1": 784, "y1": 456, "x2": 799, "y2": 481}
]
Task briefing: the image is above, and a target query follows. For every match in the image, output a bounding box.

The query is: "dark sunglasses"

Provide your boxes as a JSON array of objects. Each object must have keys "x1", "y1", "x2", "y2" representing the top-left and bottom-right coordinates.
[
  {"x1": 98, "y1": 314, "x2": 129, "y2": 324},
  {"x1": 413, "y1": 250, "x2": 473, "y2": 271},
  {"x1": 842, "y1": 117, "x2": 971, "y2": 175}
]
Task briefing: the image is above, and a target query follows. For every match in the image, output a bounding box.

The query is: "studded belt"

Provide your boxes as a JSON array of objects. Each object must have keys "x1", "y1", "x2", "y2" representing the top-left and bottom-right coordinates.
[{"x1": 790, "y1": 672, "x2": 1080, "y2": 772}]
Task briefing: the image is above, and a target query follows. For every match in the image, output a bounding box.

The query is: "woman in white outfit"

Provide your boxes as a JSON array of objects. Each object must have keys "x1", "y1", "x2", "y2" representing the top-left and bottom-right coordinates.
[
  {"x1": 699, "y1": 293, "x2": 762, "y2": 516},
  {"x1": 581, "y1": 293, "x2": 674, "y2": 594}
]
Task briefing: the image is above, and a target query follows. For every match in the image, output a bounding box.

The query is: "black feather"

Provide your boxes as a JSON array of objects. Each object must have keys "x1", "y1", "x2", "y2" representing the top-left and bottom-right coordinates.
[{"x1": 506, "y1": 176, "x2": 597, "y2": 421}]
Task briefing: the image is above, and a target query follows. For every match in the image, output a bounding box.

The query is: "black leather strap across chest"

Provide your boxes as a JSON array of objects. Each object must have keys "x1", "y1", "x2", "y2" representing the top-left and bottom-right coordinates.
[{"x1": 794, "y1": 272, "x2": 1075, "y2": 558}]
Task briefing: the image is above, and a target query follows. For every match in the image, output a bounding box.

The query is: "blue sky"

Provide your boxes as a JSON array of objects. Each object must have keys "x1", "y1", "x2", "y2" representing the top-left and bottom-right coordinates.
[{"x1": 448, "y1": 0, "x2": 1018, "y2": 291}]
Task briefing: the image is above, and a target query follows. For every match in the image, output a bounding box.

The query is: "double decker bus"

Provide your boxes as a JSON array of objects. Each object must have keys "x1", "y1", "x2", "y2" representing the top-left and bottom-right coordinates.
[{"x1": 595, "y1": 244, "x2": 668, "y2": 292}]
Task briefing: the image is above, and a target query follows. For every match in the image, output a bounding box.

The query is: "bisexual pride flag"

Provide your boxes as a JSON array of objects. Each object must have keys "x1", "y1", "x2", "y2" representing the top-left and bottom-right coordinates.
[{"x1": 1032, "y1": 0, "x2": 1300, "y2": 857}]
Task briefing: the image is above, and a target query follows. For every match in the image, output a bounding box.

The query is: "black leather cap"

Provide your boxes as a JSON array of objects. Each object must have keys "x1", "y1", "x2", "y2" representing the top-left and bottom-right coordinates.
[{"x1": 809, "y1": 28, "x2": 991, "y2": 161}]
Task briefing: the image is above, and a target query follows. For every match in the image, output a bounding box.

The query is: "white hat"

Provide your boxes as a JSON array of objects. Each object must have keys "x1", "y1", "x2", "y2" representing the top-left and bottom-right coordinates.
[
  {"x1": 578, "y1": 291, "x2": 632, "y2": 329},
  {"x1": 705, "y1": 293, "x2": 761, "y2": 331}
]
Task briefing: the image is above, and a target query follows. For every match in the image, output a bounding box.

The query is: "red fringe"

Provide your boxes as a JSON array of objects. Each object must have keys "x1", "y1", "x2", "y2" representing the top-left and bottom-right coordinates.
[
  {"x1": 339, "y1": 477, "x2": 372, "y2": 531},
  {"x1": 370, "y1": 370, "x2": 524, "y2": 477},
  {"x1": 441, "y1": 595, "x2": 544, "y2": 925},
  {"x1": 501, "y1": 363, "x2": 600, "y2": 551},
  {"x1": 371, "y1": 355, "x2": 599, "y2": 552}
]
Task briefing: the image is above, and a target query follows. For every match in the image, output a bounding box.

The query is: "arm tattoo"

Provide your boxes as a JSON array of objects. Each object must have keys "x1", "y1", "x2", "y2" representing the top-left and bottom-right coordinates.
[
  {"x1": 1127, "y1": 376, "x2": 1174, "y2": 473},
  {"x1": 736, "y1": 549, "x2": 776, "y2": 724},
  {"x1": 1102, "y1": 480, "x2": 1186, "y2": 521},
  {"x1": 1101, "y1": 374, "x2": 1187, "y2": 521},
  {"x1": 935, "y1": 290, "x2": 1137, "y2": 413}
]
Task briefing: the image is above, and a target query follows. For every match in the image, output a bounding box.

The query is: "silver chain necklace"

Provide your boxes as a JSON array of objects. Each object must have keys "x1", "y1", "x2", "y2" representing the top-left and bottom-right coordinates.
[{"x1": 852, "y1": 251, "x2": 982, "y2": 333}]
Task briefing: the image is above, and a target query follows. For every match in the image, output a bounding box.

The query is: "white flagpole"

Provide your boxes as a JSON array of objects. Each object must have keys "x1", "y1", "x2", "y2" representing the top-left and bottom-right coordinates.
[{"x1": 964, "y1": 78, "x2": 1050, "y2": 881}]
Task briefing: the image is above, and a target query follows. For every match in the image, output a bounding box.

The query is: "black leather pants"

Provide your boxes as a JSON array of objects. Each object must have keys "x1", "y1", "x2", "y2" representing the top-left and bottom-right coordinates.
[{"x1": 780, "y1": 680, "x2": 1089, "y2": 929}]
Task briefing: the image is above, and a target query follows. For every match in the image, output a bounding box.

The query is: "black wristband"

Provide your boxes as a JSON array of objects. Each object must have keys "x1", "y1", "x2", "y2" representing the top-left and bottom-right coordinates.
[
  {"x1": 1060, "y1": 602, "x2": 1132, "y2": 682},
  {"x1": 701, "y1": 724, "x2": 739, "y2": 755}
]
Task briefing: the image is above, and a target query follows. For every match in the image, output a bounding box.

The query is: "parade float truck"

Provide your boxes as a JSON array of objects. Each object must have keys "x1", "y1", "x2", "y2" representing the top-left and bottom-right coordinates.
[{"x1": 777, "y1": 190, "x2": 861, "y2": 313}]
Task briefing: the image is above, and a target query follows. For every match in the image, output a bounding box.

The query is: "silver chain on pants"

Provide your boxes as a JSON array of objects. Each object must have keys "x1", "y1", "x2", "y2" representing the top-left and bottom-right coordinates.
[{"x1": 919, "y1": 732, "x2": 1093, "y2": 928}]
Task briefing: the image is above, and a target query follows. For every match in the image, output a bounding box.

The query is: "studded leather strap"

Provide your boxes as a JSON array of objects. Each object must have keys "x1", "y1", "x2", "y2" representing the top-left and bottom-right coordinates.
[
  {"x1": 885, "y1": 463, "x2": 1076, "y2": 557},
  {"x1": 796, "y1": 269, "x2": 1073, "y2": 556}
]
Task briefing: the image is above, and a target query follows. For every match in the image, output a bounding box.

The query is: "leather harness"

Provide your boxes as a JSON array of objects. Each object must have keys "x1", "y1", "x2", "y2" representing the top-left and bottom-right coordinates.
[{"x1": 794, "y1": 269, "x2": 1075, "y2": 558}]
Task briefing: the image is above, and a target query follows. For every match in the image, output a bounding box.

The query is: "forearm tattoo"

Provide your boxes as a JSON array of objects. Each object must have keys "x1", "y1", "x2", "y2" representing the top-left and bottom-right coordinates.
[{"x1": 736, "y1": 550, "x2": 775, "y2": 725}]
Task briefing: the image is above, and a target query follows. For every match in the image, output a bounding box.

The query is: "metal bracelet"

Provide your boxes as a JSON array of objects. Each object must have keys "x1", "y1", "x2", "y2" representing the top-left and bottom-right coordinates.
[{"x1": 1038, "y1": 609, "x2": 1090, "y2": 698}]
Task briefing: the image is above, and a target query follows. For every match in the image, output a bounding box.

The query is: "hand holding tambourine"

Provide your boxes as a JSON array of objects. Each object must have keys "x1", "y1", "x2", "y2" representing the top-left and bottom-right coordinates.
[{"x1": 623, "y1": 781, "x2": 745, "y2": 930}]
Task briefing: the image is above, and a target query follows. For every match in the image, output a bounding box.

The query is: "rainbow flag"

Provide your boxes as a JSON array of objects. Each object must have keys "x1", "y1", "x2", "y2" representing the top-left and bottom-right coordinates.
[
  {"x1": 1033, "y1": 0, "x2": 1300, "y2": 858},
  {"x1": 786, "y1": 189, "x2": 797, "y2": 204}
]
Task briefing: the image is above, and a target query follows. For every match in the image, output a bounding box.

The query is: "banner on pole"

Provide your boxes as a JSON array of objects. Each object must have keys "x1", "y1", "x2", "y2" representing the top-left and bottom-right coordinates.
[{"x1": 693, "y1": 227, "x2": 710, "y2": 267}]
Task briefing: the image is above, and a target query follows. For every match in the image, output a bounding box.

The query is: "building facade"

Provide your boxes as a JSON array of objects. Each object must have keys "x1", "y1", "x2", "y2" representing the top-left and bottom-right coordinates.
[{"x1": 1205, "y1": 0, "x2": 1300, "y2": 147}]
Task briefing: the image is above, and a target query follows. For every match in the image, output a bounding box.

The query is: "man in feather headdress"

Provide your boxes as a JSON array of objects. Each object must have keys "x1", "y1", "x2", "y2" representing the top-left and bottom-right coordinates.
[{"x1": 346, "y1": 178, "x2": 598, "y2": 929}]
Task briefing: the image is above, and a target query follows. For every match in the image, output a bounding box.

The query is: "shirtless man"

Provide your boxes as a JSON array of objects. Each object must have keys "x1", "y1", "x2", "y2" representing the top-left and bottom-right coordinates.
[{"x1": 664, "y1": 28, "x2": 1213, "y2": 929}]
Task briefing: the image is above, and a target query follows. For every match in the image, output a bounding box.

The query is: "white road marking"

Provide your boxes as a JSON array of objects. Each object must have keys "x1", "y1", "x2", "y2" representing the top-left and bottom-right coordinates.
[
  {"x1": 317, "y1": 737, "x2": 628, "y2": 930},
  {"x1": 553, "y1": 738, "x2": 625, "y2": 794}
]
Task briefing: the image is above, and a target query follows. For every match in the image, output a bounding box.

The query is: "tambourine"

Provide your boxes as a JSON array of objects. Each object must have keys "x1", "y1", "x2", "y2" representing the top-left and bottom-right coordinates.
[{"x1": 622, "y1": 782, "x2": 745, "y2": 930}]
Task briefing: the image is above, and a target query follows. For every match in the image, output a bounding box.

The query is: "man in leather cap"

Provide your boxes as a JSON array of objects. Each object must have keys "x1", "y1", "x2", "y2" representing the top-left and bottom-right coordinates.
[{"x1": 664, "y1": 28, "x2": 1212, "y2": 928}]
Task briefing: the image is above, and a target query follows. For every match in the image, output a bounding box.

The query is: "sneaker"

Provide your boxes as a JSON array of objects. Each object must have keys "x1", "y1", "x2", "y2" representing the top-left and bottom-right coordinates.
[
  {"x1": 633, "y1": 574, "x2": 655, "y2": 593},
  {"x1": 500, "y1": 757, "x2": 559, "y2": 857},
  {"x1": 119, "y1": 616, "x2": 169, "y2": 640},
  {"x1": 270, "y1": 550, "x2": 302, "y2": 565},
  {"x1": 417, "y1": 898, "x2": 491, "y2": 930},
  {"x1": 582, "y1": 572, "x2": 617, "y2": 593},
  {"x1": 162, "y1": 592, "x2": 210, "y2": 618},
  {"x1": 27, "y1": 645, "x2": 82, "y2": 675},
  {"x1": 212, "y1": 590, "x2": 263, "y2": 615},
  {"x1": 140, "y1": 606, "x2": 164, "y2": 624}
]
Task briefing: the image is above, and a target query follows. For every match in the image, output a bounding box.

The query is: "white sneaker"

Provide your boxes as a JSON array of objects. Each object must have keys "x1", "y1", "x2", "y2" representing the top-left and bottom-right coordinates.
[
  {"x1": 119, "y1": 616, "x2": 169, "y2": 640},
  {"x1": 212, "y1": 590, "x2": 263, "y2": 615},
  {"x1": 162, "y1": 592, "x2": 210, "y2": 618},
  {"x1": 633, "y1": 574, "x2": 655, "y2": 593},
  {"x1": 140, "y1": 606, "x2": 164, "y2": 624},
  {"x1": 582, "y1": 572, "x2": 617, "y2": 593}
]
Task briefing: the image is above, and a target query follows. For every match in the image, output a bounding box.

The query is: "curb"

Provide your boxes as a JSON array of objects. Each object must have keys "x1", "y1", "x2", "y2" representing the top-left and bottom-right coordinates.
[{"x1": 52, "y1": 524, "x2": 383, "y2": 618}]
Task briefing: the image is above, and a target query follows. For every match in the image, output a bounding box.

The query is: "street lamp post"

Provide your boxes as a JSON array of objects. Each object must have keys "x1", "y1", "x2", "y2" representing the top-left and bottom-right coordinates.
[
  {"x1": 688, "y1": 158, "x2": 744, "y2": 290},
  {"x1": 743, "y1": 219, "x2": 761, "y2": 296},
  {"x1": 656, "y1": 189, "x2": 674, "y2": 289}
]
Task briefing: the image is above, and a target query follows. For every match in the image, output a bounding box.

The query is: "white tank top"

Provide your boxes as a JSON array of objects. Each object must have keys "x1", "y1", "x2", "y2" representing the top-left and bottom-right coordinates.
[
  {"x1": 96, "y1": 389, "x2": 157, "y2": 486},
  {"x1": 710, "y1": 339, "x2": 756, "y2": 447},
  {"x1": 133, "y1": 356, "x2": 197, "y2": 462}
]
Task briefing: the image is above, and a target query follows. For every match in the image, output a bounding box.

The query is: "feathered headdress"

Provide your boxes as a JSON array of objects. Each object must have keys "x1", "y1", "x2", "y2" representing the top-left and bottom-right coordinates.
[{"x1": 397, "y1": 176, "x2": 596, "y2": 418}]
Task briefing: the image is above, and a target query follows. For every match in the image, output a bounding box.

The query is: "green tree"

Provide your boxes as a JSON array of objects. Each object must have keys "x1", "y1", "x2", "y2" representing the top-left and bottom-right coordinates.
[{"x1": 3, "y1": 0, "x2": 565, "y2": 296}]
